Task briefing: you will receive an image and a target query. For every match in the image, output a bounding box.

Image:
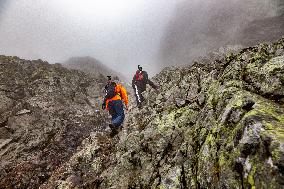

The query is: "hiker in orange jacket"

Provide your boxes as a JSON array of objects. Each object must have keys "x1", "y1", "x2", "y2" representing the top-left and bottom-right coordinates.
[{"x1": 102, "y1": 76, "x2": 128, "y2": 135}]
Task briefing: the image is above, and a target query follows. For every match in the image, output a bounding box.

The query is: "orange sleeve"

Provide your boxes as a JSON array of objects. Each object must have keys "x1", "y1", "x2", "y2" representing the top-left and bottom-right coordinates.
[{"x1": 119, "y1": 85, "x2": 128, "y2": 106}]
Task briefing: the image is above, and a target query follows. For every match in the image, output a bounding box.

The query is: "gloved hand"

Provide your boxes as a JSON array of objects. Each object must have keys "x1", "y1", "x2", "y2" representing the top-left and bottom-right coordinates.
[{"x1": 102, "y1": 103, "x2": 106, "y2": 110}]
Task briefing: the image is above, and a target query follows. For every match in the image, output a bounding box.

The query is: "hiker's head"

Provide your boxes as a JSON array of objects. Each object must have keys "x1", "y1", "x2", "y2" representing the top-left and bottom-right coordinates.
[
  {"x1": 138, "y1": 65, "x2": 142, "y2": 71},
  {"x1": 107, "y1": 75, "x2": 112, "y2": 83}
]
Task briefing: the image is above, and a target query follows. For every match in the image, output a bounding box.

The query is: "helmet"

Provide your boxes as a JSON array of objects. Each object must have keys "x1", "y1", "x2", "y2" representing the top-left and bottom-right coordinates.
[{"x1": 138, "y1": 65, "x2": 142, "y2": 71}]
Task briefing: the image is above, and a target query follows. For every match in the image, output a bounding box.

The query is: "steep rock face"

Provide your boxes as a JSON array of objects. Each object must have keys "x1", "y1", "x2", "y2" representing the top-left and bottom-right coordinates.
[
  {"x1": 43, "y1": 38, "x2": 284, "y2": 188},
  {"x1": 0, "y1": 57, "x2": 107, "y2": 188},
  {"x1": 118, "y1": 39, "x2": 284, "y2": 188}
]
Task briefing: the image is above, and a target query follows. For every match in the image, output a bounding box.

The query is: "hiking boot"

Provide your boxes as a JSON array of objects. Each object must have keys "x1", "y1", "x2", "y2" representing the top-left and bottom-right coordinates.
[
  {"x1": 118, "y1": 125, "x2": 123, "y2": 132},
  {"x1": 109, "y1": 123, "x2": 115, "y2": 130},
  {"x1": 109, "y1": 124, "x2": 119, "y2": 137}
]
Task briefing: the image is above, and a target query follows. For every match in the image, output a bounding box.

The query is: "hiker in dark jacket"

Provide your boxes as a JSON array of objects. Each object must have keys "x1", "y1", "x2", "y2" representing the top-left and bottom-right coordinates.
[
  {"x1": 132, "y1": 65, "x2": 158, "y2": 108},
  {"x1": 102, "y1": 76, "x2": 128, "y2": 136}
]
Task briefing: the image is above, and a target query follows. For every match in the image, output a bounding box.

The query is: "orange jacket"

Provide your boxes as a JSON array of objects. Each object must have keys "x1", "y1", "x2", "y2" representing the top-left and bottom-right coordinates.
[{"x1": 105, "y1": 83, "x2": 128, "y2": 110}]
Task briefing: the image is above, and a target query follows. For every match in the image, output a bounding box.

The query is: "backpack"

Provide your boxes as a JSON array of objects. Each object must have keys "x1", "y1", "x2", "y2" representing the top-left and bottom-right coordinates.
[
  {"x1": 135, "y1": 71, "x2": 144, "y2": 81},
  {"x1": 105, "y1": 83, "x2": 117, "y2": 99}
]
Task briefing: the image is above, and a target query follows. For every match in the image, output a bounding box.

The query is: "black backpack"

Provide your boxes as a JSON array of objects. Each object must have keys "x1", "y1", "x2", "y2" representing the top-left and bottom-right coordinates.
[
  {"x1": 135, "y1": 71, "x2": 144, "y2": 81},
  {"x1": 105, "y1": 83, "x2": 117, "y2": 99}
]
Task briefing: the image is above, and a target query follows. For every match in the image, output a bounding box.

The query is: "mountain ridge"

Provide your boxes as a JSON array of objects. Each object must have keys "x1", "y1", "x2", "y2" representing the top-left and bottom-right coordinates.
[
  {"x1": 43, "y1": 38, "x2": 284, "y2": 188},
  {"x1": 63, "y1": 56, "x2": 127, "y2": 82},
  {"x1": 1, "y1": 37, "x2": 284, "y2": 188}
]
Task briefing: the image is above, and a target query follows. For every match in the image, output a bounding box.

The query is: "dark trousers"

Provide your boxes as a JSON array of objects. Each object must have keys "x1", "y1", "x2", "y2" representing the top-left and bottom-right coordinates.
[
  {"x1": 108, "y1": 100, "x2": 125, "y2": 127},
  {"x1": 133, "y1": 85, "x2": 145, "y2": 106}
]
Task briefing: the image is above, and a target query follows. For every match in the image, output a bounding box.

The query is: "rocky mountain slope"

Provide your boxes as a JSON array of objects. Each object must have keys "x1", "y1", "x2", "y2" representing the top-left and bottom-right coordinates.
[
  {"x1": 63, "y1": 57, "x2": 126, "y2": 82},
  {"x1": 0, "y1": 57, "x2": 108, "y2": 188},
  {"x1": 1, "y1": 37, "x2": 284, "y2": 188},
  {"x1": 41, "y1": 38, "x2": 284, "y2": 189}
]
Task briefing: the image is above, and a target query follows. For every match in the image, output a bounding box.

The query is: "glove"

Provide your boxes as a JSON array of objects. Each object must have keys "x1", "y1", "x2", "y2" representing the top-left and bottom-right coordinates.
[{"x1": 102, "y1": 103, "x2": 106, "y2": 110}]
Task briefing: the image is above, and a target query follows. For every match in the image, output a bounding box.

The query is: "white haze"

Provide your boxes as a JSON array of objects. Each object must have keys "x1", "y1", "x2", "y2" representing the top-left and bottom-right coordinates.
[
  {"x1": 0, "y1": 0, "x2": 180, "y2": 77},
  {"x1": 158, "y1": 0, "x2": 283, "y2": 67},
  {"x1": 0, "y1": 0, "x2": 282, "y2": 78}
]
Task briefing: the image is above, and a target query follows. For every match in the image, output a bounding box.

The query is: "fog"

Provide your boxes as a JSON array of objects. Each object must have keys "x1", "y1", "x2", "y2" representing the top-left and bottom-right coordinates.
[
  {"x1": 159, "y1": 0, "x2": 284, "y2": 67},
  {"x1": 0, "y1": 0, "x2": 283, "y2": 78},
  {"x1": 0, "y1": 0, "x2": 179, "y2": 77}
]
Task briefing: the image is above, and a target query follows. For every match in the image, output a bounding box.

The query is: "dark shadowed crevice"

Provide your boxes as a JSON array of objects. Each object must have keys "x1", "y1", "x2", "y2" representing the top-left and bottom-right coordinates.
[
  {"x1": 180, "y1": 165, "x2": 188, "y2": 188},
  {"x1": 0, "y1": 118, "x2": 8, "y2": 128},
  {"x1": 234, "y1": 161, "x2": 244, "y2": 189}
]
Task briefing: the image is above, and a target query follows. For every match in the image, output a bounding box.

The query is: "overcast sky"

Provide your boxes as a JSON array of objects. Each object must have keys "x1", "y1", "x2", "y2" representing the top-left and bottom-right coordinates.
[
  {"x1": 0, "y1": 0, "x2": 282, "y2": 78},
  {"x1": 0, "y1": 0, "x2": 184, "y2": 77}
]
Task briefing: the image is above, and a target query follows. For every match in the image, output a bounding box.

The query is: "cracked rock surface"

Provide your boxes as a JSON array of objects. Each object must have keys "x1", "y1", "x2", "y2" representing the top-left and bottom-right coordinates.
[
  {"x1": 1, "y1": 37, "x2": 284, "y2": 189},
  {"x1": 45, "y1": 38, "x2": 283, "y2": 189},
  {"x1": 0, "y1": 57, "x2": 107, "y2": 188}
]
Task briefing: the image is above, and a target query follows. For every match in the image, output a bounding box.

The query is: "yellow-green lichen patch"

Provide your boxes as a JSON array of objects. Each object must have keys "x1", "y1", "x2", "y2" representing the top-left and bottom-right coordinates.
[
  {"x1": 91, "y1": 157, "x2": 102, "y2": 172},
  {"x1": 153, "y1": 112, "x2": 176, "y2": 134},
  {"x1": 248, "y1": 166, "x2": 256, "y2": 189},
  {"x1": 159, "y1": 167, "x2": 182, "y2": 189},
  {"x1": 261, "y1": 55, "x2": 284, "y2": 73},
  {"x1": 243, "y1": 99, "x2": 284, "y2": 141},
  {"x1": 153, "y1": 106, "x2": 197, "y2": 134},
  {"x1": 57, "y1": 180, "x2": 70, "y2": 189}
]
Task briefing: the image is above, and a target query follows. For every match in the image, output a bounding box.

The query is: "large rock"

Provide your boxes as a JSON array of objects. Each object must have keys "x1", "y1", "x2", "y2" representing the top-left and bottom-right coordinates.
[
  {"x1": 47, "y1": 37, "x2": 283, "y2": 189},
  {"x1": 0, "y1": 56, "x2": 107, "y2": 188},
  {"x1": 2, "y1": 37, "x2": 284, "y2": 188}
]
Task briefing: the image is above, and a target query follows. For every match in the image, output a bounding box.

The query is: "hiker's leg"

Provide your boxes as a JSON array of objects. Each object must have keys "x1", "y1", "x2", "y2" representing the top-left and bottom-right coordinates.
[
  {"x1": 107, "y1": 101, "x2": 120, "y2": 136},
  {"x1": 137, "y1": 88, "x2": 145, "y2": 108},
  {"x1": 140, "y1": 91, "x2": 145, "y2": 103},
  {"x1": 133, "y1": 85, "x2": 142, "y2": 106},
  {"x1": 112, "y1": 100, "x2": 125, "y2": 127},
  {"x1": 108, "y1": 101, "x2": 115, "y2": 116},
  {"x1": 108, "y1": 101, "x2": 117, "y2": 126}
]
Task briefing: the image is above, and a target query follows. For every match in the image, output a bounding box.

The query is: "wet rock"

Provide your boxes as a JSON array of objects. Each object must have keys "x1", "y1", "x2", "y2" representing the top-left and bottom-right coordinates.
[
  {"x1": 2, "y1": 38, "x2": 284, "y2": 188},
  {"x1": 0, "y1": 56, "x2": 107, "y2": 189},
  {"x1": 89, "y1": 37, "x2": 284, "y2": 189}
]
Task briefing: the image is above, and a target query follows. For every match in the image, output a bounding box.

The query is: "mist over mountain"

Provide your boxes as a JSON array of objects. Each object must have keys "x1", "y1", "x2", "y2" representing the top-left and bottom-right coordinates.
[
  {"x1": 0, "y1": 1, "x2": 283, "y2": 76},
  {"x1": 63, "y1": 56, "x2": 127, "y2": 82},
  {"x1": 159, "y1": 0, "x2": 284, "y2": 67},
  {"x1": 0, "y1": 0, "x2": 177, "y2": 78}
]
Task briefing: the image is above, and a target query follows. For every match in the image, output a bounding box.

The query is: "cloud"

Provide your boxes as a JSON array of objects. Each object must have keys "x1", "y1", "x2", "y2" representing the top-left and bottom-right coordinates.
[
  {"x1": 158, "y1": 0, "x2": 283, "y2": 67},
  {"x1": 0, "y1": 0, "x2": 10, "y2": 20},
  {"x1": 0, "y1": 0, "x2": 283, "y2": 79},
  {"x1": 0, "y1": 0, "x2": 177, "y2": 78}
]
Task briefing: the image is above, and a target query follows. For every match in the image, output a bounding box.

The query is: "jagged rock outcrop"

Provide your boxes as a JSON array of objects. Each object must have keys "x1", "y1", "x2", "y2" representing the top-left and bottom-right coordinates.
[
  {"x1": 41, "y1": 38, "x2": 284, "y2": 188},
  {"x1": 1, "y1": 38, "x2": 284, "y2": 188},
  {"x1": 0, "y1": 57, "x2": 107, "y2": 188}
]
